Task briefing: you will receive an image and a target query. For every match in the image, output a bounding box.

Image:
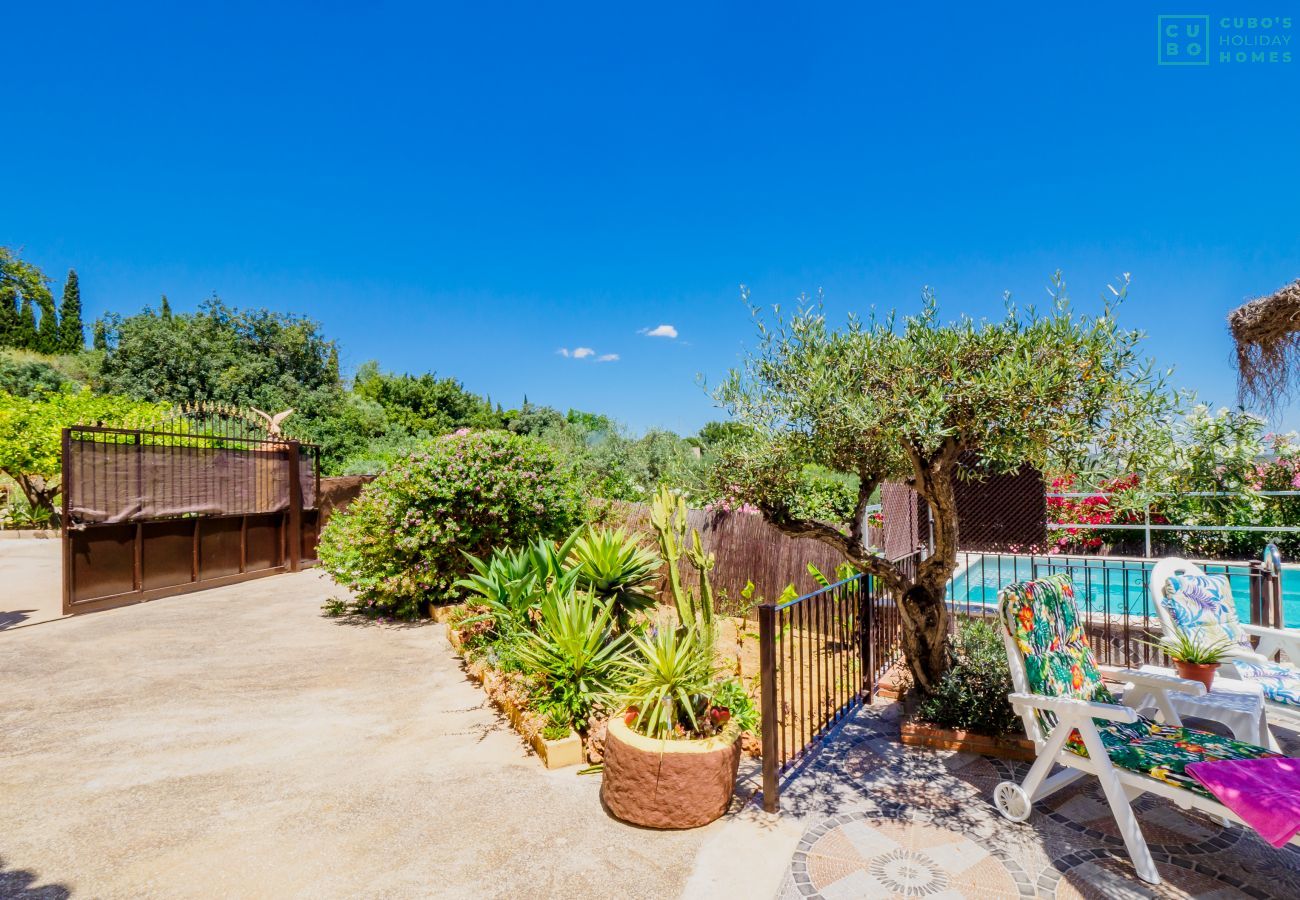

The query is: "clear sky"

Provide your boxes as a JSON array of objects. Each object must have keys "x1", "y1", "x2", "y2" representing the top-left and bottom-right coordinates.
[{"x1": 4, "y1": 2, "x2": 1298, "y2": 434}]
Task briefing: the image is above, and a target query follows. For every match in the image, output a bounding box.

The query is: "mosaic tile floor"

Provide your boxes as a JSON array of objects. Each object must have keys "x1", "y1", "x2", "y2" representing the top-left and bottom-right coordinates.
[{"x1": 775, "y1": 703, "x2": 1300, "y2": 899}]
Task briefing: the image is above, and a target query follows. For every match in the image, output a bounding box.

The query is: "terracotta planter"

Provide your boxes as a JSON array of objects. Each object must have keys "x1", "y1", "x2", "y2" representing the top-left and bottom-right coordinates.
[
  {"x1": 1175, "y1": 660, "x2": 1220, "y2": 691},
  {"x1": 601, "y1": 713, "x2": 740, "y2": 829},
  {"x1": 899, "y1": 718, "x2": 1037, "y2": 762}
]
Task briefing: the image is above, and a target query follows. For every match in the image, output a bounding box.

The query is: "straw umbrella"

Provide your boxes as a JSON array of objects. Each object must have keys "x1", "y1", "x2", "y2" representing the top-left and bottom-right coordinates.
[{"x1": 1228, "y1": 278, "x2": 1300, "y2": 413}]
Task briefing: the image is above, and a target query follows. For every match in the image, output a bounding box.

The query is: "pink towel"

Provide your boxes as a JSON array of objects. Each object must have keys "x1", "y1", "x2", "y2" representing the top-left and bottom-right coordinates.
[{"x1": 1186, "y1": 757, "x2": 1300, "y2": 847}]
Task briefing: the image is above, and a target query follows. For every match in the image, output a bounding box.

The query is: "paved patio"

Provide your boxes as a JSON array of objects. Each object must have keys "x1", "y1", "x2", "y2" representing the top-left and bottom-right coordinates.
[
  {"x1": 0, "y1": 563, "x2": 795, "y2": 899},
  {"x1": 8, "y1": 538, "x2": 1300, "y2": 899},
  {"x1": 772, "y1": 702, "x2": 1300, "y2": 899}
]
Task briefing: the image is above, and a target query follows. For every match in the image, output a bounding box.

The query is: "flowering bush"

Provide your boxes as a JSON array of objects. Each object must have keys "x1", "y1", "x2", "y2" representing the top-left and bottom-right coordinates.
[
  {"x1": 1047, "y1": 473, "x2": 1166, "y2": 553},
  {"x1": 318, "y1": 429, "x2": 583, "y2": 618}
]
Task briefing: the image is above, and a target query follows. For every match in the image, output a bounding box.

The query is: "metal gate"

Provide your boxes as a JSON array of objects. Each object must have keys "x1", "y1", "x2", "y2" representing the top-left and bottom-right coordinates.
[{"x1": 60, "y1": 409, "x2": 320, "y2": 615}]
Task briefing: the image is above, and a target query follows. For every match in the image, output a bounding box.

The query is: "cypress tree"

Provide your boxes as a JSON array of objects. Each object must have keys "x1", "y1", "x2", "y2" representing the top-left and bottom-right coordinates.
[
  {"x1": 92, "y1": 319, "x2": 108, "y2": 351},
  {"x1": 35, "y1": 287, "x2": 59, "y2": 353},
  {"x1": 18, "y1": 296, "x2": 39, "y2": 349},
  {"x1": 0, "y1": 248, "x2": 15, "y2": 346},
  {"x1": 59, "y1": 269, "x2": 84, "y2": 352},
  {"x1": 326, "y1": 345, "x2": 340, "y2": 383},
  {"x1": 0, "y1": 287, "x2": 16, "y2": 347},
  {"x1": 160, "y1": 294, "x2": 172, "y2": 319}
]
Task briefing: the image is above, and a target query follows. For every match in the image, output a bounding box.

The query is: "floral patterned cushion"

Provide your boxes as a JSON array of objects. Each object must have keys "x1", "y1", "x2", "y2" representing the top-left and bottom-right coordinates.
[
  {"x1": 1000, "y1": 573, "x2": 1115, "y2": 707},
  {"x1": 1070, "y1": 718, "x2": 1278, "y2": 797},
  {"x1": 1233, "y1": 659, "x2": 1300, "y2": 707},
  {"x1": 1159, "y1": 574, "x2": 1253, "y2": 653}
]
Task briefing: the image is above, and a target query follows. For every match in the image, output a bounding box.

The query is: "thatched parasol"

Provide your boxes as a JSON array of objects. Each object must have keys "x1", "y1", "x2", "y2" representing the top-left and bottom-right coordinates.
[{"x1": 1229, "y1": 278, "x2": 1300, "y2": 413}]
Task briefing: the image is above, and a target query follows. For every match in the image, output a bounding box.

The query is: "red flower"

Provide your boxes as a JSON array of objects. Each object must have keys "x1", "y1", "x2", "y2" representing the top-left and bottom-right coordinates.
[{"x1": 1070, "y1": 665, "x2": 1084, "y2": 690}]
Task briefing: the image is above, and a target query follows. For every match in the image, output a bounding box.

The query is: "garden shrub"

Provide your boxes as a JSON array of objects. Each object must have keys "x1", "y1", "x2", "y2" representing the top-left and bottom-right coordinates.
[
  {"x1": 915, "y1": 618, "x2": 1021, "y2": 737},
  {"x1": 318, "y1": 429, "x2": 582, "y2": 618}
]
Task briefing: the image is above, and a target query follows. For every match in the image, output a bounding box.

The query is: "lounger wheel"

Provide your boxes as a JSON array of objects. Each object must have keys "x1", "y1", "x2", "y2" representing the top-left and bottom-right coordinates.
[{"x1": 993, "y1": 781, "x2": 1032, "y2": 822}]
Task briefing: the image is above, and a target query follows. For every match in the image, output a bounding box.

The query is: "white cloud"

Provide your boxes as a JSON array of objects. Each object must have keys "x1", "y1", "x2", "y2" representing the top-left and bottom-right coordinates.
[
  {"x1": 641, "y1": 324, "x2": 678, "y2": 339},
  {"x1": 559, "y1": 346, "x2": 619, "y2": 362}
]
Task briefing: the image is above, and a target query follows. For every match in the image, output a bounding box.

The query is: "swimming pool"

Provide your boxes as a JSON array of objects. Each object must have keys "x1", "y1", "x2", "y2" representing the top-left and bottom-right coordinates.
[{"x1": 946, "y1": 553, "x2": 1300, "y2": 627}]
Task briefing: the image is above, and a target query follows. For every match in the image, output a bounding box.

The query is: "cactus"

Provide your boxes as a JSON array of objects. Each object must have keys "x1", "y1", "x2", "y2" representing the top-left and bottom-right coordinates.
[{"x1": 650, "y1": 485, "x2": 715, "y2": 631}]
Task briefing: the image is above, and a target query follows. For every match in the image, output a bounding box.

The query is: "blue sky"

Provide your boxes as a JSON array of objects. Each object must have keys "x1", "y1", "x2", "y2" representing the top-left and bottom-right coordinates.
[{"x1": 4, "y1": 2, "x2": 1298, "y2": 434}]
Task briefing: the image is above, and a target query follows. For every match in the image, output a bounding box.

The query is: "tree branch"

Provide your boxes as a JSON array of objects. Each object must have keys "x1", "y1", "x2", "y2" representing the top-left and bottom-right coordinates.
[{"x1": 759, "y1": 500, "x2": 907, "y2": 595}]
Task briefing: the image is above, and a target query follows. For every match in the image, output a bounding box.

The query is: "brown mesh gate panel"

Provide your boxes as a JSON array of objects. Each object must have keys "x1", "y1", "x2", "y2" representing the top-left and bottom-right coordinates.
[
  {"x1": 874, "y1": 463, "x2": 1045, "y2": 557},
  {"x1": 953, "y1": 460, "x2": 1046, "y2": 552},
  {"x1": 61, "y1": 425, "x2": 319, "y2": 615},
  {"x1": 880, "y1": 482, "x2": 925, "y2": 561}
]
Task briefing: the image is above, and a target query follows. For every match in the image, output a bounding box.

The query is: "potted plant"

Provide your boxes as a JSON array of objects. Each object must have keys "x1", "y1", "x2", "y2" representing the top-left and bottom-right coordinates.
[
  {"x1": 600, "y1": 487, "x2": 756, "y2": 829},
  {"x1": 1144, "y1": 631, "x2": 1237, "y2": 691}
]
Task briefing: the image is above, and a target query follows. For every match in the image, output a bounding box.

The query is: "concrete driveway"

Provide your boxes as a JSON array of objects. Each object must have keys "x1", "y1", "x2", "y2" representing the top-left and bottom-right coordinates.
[
  {"x1": 1, "y1": 537, "x2": 65, "y2": 631},
  {"x1": 0, "y1": 561, "x2": 795, "y2": 899}
]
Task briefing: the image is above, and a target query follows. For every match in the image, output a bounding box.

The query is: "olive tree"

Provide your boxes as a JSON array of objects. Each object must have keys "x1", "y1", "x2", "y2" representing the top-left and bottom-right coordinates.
[{"x1": 713, "y1": 274, "x2": 1172, "y2": 693}]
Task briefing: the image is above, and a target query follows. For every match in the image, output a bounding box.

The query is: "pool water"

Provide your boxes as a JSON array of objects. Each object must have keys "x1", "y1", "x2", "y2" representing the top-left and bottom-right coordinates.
[{"x1": 946, "y1": 555, "x2": 1300, "y2": 627}]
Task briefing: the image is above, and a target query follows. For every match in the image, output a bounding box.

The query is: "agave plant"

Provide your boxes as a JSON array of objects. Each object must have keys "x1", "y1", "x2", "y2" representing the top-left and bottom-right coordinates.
[
  {"x1": 525, "y1": 527, "x2": 584, "y2": 589},
  {"x1": 622, "y1": 623, "x2": 718, "y2": 739},
  {"x1": 455, "y1": 545, "x2": 540, "y2": 637},
  {"x1": 514, "y1": 584, "x2": 630, "y2": 728},
  {"x1": 570, "y1": 527, "x2": 661, "y2": 631}
]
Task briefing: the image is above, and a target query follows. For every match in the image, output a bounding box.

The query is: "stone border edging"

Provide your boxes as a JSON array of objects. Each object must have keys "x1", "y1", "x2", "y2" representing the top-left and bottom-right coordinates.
[{"x1": 444, "y1": 621, "x2": 585, "y2": 769}]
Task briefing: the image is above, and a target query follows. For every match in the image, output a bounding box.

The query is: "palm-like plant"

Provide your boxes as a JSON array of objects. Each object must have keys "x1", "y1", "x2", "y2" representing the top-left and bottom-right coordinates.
[
  {"x1": 514, "y1": 584, "x2": 630, "y2": 728},
  {"x1": 622, "y1": 624, "x2": 718, "y2": 739},
  {"x1": 570, "y1": 527, "x2": 661, "y2": 630}
]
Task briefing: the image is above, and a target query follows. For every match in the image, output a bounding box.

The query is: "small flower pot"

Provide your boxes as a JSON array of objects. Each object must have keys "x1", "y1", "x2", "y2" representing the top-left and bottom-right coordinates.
[
  {"x1": 1174, "y1": 660, "x2": 1220, "y2": 691},
  {"x1": 600, "y1": 712, "x2": 741, "y2": 829}
]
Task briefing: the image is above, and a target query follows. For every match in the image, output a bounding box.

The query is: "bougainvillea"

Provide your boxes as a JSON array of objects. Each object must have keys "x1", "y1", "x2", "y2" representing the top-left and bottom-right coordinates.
[
  {"x1": 318, "y1": 429, "x2": 583, "y2": 618},
  {"x1": 1047, "y1": 473, "x2": 1167, "y2": 553}
]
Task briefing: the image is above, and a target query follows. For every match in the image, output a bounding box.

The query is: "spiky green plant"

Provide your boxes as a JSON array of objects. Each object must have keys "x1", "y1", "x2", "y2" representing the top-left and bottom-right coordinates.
[
  {"x1": 1141, "y1": 630, "x2": 1237, "y2": 665},
  {"x1": 569, "y1": 527, "x2": 661, "y2": 631},
  {"x1": 622, "y1": 623, "x2": 717, "y2": 739},
  {"x1": 513, "y1": 584, "x2": 630, "y2": 729},
  {"x1": 454, "y1": 545, "x2": 540, "y2": 637}
]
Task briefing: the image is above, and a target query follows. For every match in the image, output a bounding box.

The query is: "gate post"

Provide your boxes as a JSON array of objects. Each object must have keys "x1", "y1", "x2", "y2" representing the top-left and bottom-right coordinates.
[
  {"x1": 61, "y1": 427, "x2": 72, "y2": 615},
  {"x1": 861, "y1": 575, "x2": 874, "y2": 704},
  {"x1": 286, "y1": 440, "x2": 302, "y2": 573},
  {"x1": 1249, "y1": 561, "x2": 1265, "y2": 630},
  {"x1": 758, "y1": 601, "x2": 779, "y2": 813}
]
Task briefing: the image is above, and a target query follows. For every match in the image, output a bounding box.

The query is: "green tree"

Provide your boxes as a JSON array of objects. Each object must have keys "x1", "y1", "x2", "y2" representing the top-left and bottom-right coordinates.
[
  {"x1": 92, "y1": 318, "x2": 109, "y2": 351},
  {"x1": 0, "y1": 389, "x2": 164, "y2": 521},
  {"x1": 159, "y1": 294, "x2": 172, "y2": 318},
  {"x1": 97, "y1": 296, "x2": 341, "y2": 411},
  {"x1": 351, "y1": 362, "x2": 500, "y2": 435},
  {"x1": 17, "y1": 296, "x2": 38, "y2": 349},
  {"x1": 58, "y1": 269, "x2": 84, "y2": 352},
  {"x1": 1, "y1": 248, "x2": 53, "y2": 350},
  {"x1": 714, "y1": 275, "x2": 1172, "y2": 693},
  {"x1": 35, "y1": 284, "x2": 59, "y2": 354}
]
